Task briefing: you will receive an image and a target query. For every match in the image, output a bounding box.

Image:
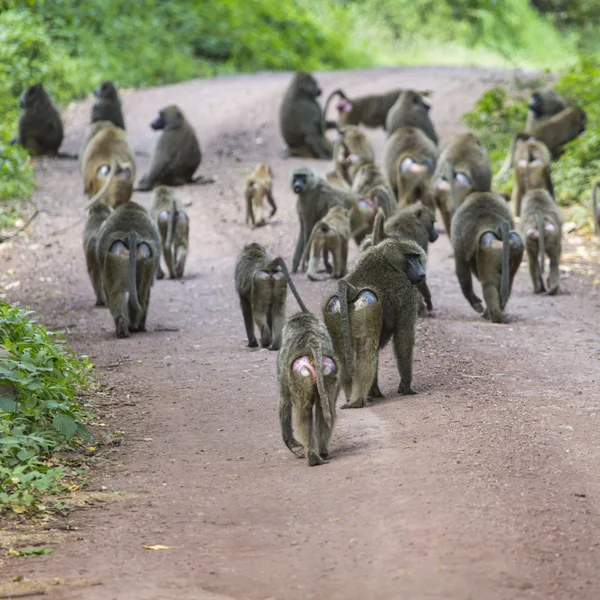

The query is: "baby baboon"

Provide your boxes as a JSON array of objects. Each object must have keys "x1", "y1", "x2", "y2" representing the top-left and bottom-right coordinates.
[
  {"x1": 385, "y1": 90, "x2": 438, "y2": 144},
  {"x1": 91, "y1": 81, "x2": 125, "y2": 129},
  {"x1": 451, "y1": 192, "x2": 524, "y2": 324},
  {"x1": 150, "y1": 186, "x2": 189, "y2": 280},
  {"x1": 10, "y1": 83, "x2": 75, "y2": 158},
  {"x1": 244, "y1": 163, "x2": 277, "y2": 227},
  {"x1": 323, "y1": 237, "x2": 426, "y2": 408},
  {"x1": 300, "y1": 204, "x2": 350, "y2": 281},
  {"x1": 510, "y1": 138, "x2": 553, "y2": 217},
  {"x1": 525, "y1": 87, "x2": 566, "y2": 133},
  {"x1": 80, "y1": 124, "x2": 136, "y2": 209},
  {"x1": 235, "y1": 243, "x2": 306, "y2": 351},
  {"x1": 96, "y1": 202, "x2": 161, "y2": 338},
  {"x1": 433, "y1": 132, "x2": 492, "y2": 236},
  {"x1": 290, "y1": 166, "x2": 358, "y2": 272},
  {"x1": 136, "y1": 105, "x2": 213, "y2": 191},
  {"x1": 351, "y1": 163, "x2": 389, "y2": 196},
  {"x1": 330, "y1": 125, "x2": 375, "y2": 186},
  {"x1": 381, "y1": 126, "x2": 439, "y2": 212},
  {"x1": 520, "y1": 163, "x2": 562, "y2": 295},
  {"x1": 278, "y1": 311, "x2": 340, "y2": 466},
  {"x1": 83, "y1": 203, "x2": 112, "y2": 306},
  {"x1": 279, "y1": 71, "x2": 332, "y2": 159},
  {"x1": 593, "y1": 182, "x2": 600, "y2": 236}
]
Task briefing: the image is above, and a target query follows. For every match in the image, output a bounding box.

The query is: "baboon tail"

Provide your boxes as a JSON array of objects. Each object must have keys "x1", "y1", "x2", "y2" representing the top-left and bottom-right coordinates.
[
  {"x1": 166, "y1": 198, "x2": 176, "y2": 253},
  {"x1": 371, "y1": 208, "x2": 386, "y2": 246},
  {"x1": 314, "y1": 344, "x2": 333, "y2": 428},
  {"x1": 322, "y1": 89, "x2": 345, "y2": 134},
  {"x1": 593, "y1": 181, "x2": 600, "y2": 235},
  {"x1": 339, "y1": 280, "x2": 355, "y2": 377},
  {"x1": 126, "y1": 231, "x2": 142, "y2": 314},
  {"x1": 535, "y1": 212, "x2": 545, "y2": 276},
  {"x1": 84, "y1": 157, "x2": 117, "y2": 210},
  {"x1": 272, "y1": 256, "x2": 309, "y2": 313},
  {"x1": 500, "y1": 221, "x2": 510, "y2": 308}
]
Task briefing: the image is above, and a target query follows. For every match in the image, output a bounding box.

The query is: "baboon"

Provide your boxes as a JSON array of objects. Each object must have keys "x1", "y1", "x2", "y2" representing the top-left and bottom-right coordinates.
[
  {"x1": 520, "y1": 162, "x2": 562, "y2": 295},
  {"x1": 244, "y1": 163, "x2": 277, "y2": 227},
  {"x1": 10, "y1": 83, "x2": 76, "y2": 158},
  {"x1": 235, "y1": 243, "x2": 307, "y2": 351},
  {"x1": 325, "y1": 171, "x2": 351, "y2": 189},
  {"x1": 150, "y1": 186, "x2": 189, "y2": 280},
  {"x1": 432, "y1": 132, "x2": 492, "y2": 236},
  {"x1": 91, "y1": 81, "x2": 125, "y2": 129},
  {"x1": 451, "y1": 192, "x2": 524, "y2": 324},
  {"x1": 322, "y1": 88, "x2": 432, "y2": 131},
  {"x1": 593, "y1": 182, "x2": 600, "y2": 236},
  {"x1": 349, "y1": 185, "x2": 397, "y2": 246},
  {"x1": 96, "y1": 202, "x2": 161, "y2": 338},
  {"x1": 525, "y1": 87, "x2": 566, "y2": 132},
  {"x1": 323, "y1": 237, "x2": 426, "y2": 408},
  {"x1": 381, "y1": 126, "x2": 439, "y2": 212},
  {"x1": 385, "y1": 90, "x2": 438, "y2": 144},
  {"x1": 136, "y1": 105, "x2": 213, "y2": 191},
  {"x1": 330, "y1": 125, "x2": 375, "y2": 186},
  {"x1": 510, "y1": 138, "x2": 553, "y2": 217},
  {"x1": 79, "y1": 120, "x2": 114, "y2": 163},
  {"x1": 83, "y1": 203, "x2": 112, "y2": 306},
  {"x1": 290, "y1": 167, "x2": 358, "y2": 272},
  {"x1": 498, "y1": 106, "x2": 587, "y2": 181},
  {"x1": 279, "y1": 71, "x2": 333, "y2": 159},
  {"x1": 80, "y1": 124, "x2": 136, "y2": 209},
  {"x1": 300, "y1": 204, "x2": 350, "y2": 281},
  {"x1": 278, "y1": 311, "x2": 339, "y2": 466},
  {"x1": 351, "y1": 163, "x2": 389, "y2": 196}
]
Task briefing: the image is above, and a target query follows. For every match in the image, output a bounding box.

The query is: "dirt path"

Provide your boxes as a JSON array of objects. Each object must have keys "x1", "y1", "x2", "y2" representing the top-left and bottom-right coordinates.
[{"x1": 2, "y1": 67, "x2": 600, "y2": 600}]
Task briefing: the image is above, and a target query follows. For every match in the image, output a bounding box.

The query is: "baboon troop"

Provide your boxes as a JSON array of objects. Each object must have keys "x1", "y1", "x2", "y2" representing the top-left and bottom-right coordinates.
[{"x1": 12, "y1": 72, "x2": 593, "y2": 468}]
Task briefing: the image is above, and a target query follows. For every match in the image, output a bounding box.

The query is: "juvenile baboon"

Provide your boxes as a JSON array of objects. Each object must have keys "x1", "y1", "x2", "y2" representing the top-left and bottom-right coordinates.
[
  {"x1": 451, "y1": 192, "x2": 524, "y2": 324},
  {"x1": 323, "y1": 237, "x2": 426, "y2": 408},
  {"x1": 300, "y1": 204, "x2": 350, "y2": 281},
  {"x1": 330, "y1": 125, "x2": 375, "y2": 186},
  {"x1": 278, "y1": 311, "x2": 339, "y2": 466},
  {"x1": 325, "y1": 171, "x2": 351, "y2": 189},
  {"x1": 385, "y1": 90, "x2": 438, "y2": 144},
  {"x1": 10, "y1": 83, "x2": 76, "y2": 158},
  {"x1": 349, "y1": 185, "x2": 397, "y2": 246},
  {"x1": 279, "y1": 71, "x2": 333, "y2": 159},
  {"x1": 433, "y1": 132, "x2": 492, "y2": 236},
  {"x1": 235, "y1": 243, "x2": 307, "y2": 351},
  {"x1": 322, "y1": 88, "x2": 432, "y2": 131},
  {"x1": 510, "y1": 138, "x2": 553, "y2": 217},
  {"x1": 244, "y1": 163, "x2": 277, "y2": 227},
  {"x1": 381, "y1": 126, "x2": 439, "y2": 212},
  {"x1": 593, "y1": 182, "x2": 600, "y2": 236},
  {"x1": 96, "y1": 202, "x2": 161, "y2": 338},
  {"x1": 91, "y1": 81, "x2": 125, "y2": 130},
  {"x1": 83, "y1": 203, "x2": 112, "y2": 306},
  {"x1": 290, "y1": 167, "x2": 358, "y2": 272},
  {"x1": 351, "y1": 163, "x2": 389, "y2": 196},
  {"x1": 520, "y1": 163, "x2": 562, "y2": 295},
  {"x1": 81, "y1": 124, "x2": 136, "y2": 209},
  {"x1": 150, "y1": 186, "x2": 189, "y2": 279},
  {"x1": 136, "y1": 105, "x2": 214, "y2": 191},
  {"x1": 525, "y1": 87, "x2": 566, "y2": 132}
]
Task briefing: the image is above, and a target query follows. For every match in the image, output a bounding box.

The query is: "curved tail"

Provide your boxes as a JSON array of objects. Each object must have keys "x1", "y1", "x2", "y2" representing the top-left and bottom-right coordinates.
[
  {"x1": 166, "y1": 198, "x2": 176, "y2": 254},
  {"x1": 84, "y1": 157, "x2": 117, "y2": 210},
  {"x1": 127, "y1": 231, "x2": 142, "y2": 314},
  {"x1": 271, "y1": 256, "x2": 309, "y2": 313},
  {"x1": 500, "y1": 221, "x2": 510, "y2": 308},
  {"x1": 321, "y1": 89, "x2": 347, "y2": 135},
  {"x1": 535, "y1": 212, "x2": 545, "y2": 276},
  {"x1": 314, "y1": 343, "x2": 333, "y2": 428}
]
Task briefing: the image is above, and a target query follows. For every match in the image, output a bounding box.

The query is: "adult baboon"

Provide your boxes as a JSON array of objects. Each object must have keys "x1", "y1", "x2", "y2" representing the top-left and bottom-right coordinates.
[{"x1": 385, "y1": 90, "x2": 438, "y2": 144}]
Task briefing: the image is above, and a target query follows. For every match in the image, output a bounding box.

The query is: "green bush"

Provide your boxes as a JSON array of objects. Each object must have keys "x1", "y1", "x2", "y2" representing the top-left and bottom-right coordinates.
[{"x1": 0, "y1": 301, "x2": 92, "y2": 513}]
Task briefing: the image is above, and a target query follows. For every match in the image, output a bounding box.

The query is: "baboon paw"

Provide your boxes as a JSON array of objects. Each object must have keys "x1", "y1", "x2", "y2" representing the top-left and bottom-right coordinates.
[
  {"x1": 368, "y1": 386, "x2": 383, "y2": 399},
  {"x1": 340, "y1": 398, "x2": 366, "y2": 409},
  {"x1": 473, "y1": 301, "x2": 484, "y2": 314},
  {"x1": 289, "y1": 442, "x2": 305, "y2": 458},
  {"x1": 157, "y1": 271, "x2": 164, "y2": 280},
  {"x1": 247, "y1": 339, "x2": 259, "y2": 348},
  {"x1": 398, "y1": 384, "x2": 417, "y2": 396},
  {"x1": 95, "y1": 300, "x2": 106, "y2": 307},
  {"x1": 308, "y1": 451, "x2": 326, "y2": 466},
  {"x1": 269, "y1": 342, "x2": 281, "y2": 351},
  {"x1": 547, "y1": 286, "x2": 559, "y2": 296}
]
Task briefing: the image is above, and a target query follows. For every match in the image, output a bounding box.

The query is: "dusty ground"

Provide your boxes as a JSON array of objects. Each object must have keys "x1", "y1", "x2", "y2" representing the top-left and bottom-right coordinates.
[{"x1": 1, "y1": 66, "x2": 600, "y2": 600}]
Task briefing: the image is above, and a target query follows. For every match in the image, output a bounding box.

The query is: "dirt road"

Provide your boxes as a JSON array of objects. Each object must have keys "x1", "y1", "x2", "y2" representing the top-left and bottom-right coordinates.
[{"x1": 2, "y1": 67, "x2": 600, "y2": 600}]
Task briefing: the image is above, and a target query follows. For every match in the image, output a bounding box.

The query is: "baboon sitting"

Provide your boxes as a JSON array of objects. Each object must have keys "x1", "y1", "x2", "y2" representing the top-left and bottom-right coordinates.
[
  {"x1": 91, "y1": 81, "x2": 125, "y2": 129},
  {"x1": 525, "y1": 87, "x2": 567, "y2": 133}
]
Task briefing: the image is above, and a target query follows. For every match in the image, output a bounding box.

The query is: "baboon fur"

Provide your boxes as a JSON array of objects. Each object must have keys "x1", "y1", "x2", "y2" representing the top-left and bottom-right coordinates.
[
  {"x1": 244, "y1": 162, "x2": 277, "y2": 227},
  {"x1": 83, "y1": 203, "x2": 112, "y2": 306},
  {"x1": 525, "y1": 87, "x2": 567, "y2": 133},
  {"x1": 385, "y1": 90, "x2": 438, "y2": 144},
  {"x1": 91, "y1": 81, "x2": 125, "y2": 129},
  {"x1": 351, "y1": 163, "x2": 390, "y2": 197},
  {"x1": 330, "y1": 125, "x2": 375, "y2": 186}
]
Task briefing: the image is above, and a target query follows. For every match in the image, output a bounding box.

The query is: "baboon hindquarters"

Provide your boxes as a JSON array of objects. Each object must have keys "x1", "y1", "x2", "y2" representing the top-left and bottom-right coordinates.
[{"x1": 250, "y1": 269, "x2": 287, "y2": 350}]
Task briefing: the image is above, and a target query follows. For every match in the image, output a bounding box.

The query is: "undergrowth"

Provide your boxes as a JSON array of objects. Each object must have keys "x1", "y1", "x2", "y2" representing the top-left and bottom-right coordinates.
[{"x1": 0, "y1": 302, "x2": 93, "y2": 515}]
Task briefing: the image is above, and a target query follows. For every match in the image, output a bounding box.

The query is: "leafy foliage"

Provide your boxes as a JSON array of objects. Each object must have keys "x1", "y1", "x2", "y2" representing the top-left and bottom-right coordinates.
[{"x1": 0, "y1": 301, "x2": 92, "y2": 513}]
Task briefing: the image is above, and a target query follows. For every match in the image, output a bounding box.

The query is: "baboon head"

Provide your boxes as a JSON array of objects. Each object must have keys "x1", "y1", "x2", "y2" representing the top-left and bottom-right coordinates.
[
  {"x1": 19, "y1": 83, "x2": 45, "y2": 109},
  {"x1": 290, "y1": 167, "x2": 317, "y2": 195},
  {"x1": 293, "y1": 72, "x2": 321, "y2": 98},
  {"x1": 382, "y1": 238, "x2": 426, "y2": 285},
  {"x1": 94, "y1": 81, "x2": 119, "y2": 100},
  {"x1": 150, "y1": 105, "x2": 185, "y2": 130},
  {"x1": 414, "y1": 201, "x2": 438, "y2": 244},
  {"x1": 528, "y1": 88, "x2": 564, "y2": 117}
]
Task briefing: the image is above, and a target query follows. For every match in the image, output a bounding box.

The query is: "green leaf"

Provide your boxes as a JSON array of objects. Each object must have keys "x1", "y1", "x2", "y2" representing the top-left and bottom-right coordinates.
[
  {"x1": 0, "y1": 392, "x2": 17, "y2": 413},
  {"x1": 52, "y1": 414, "x2": 78, "y2": 439},
  {"x1": 13, "y1": 547, "x2": 55, "y2": 556}
]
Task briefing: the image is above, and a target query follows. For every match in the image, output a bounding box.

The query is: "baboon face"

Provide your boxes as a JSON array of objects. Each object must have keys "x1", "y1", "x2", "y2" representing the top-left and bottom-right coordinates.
[
  {"x1": 295, "y1": 72, "x2": 321, "y2": 98},
  {"x1": 528, "y1": 92, "x2": 544, "y2": 116},
  {"x1": 19, "y1": 83, "x2": 44, "y2": 109},
  {"x1": 403, "y1": 251, "x2": 426, "y2": 284},
  {"x1": 150, "y1": 105, "x2": 184, "y2": 130},
  {"x1": 416, "y1": 204, "x2": 438, "y2": 243},
  {"x1": 95, "y1": 81, "x2": 118, "y2": 100},
  {"x1": 290, "y1": 168, "x2": 315, "y2": 194}
]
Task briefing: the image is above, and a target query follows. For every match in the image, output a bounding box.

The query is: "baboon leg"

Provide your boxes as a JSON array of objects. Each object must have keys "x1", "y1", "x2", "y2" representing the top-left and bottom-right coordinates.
[
  {"x1": 331, "y1": 242, "x2": 343, "y2": 278},
  {"x1": 133, "y1": 259, "x2": 154, "y2": 332},
  {"x1": 526, "y1": 244, "x2": 545, "y2": 294},
  {"x1": 547, "y1": 254, "x2": 560, "y2": 296},
  {"x1": 304, "y1": 134, "x2": 331, "y2": 160},
  {"x1": 393, "y1": 322, "x2": 416, "y2": 395},
  {"x1": 417, "y1": 280, "x2": 433, "y2": 312},
  {"x1": 307, "y1": 236, "x2": 325, "y2": 281},
  {"x1": 156, "y1": 261, "x2": 165, "y2": 280},
  {"x1": 279, "y1": 386, "x2": 304, "y2": 458},
  {"x1": 86, "y1": 250, "x2": 105, "y2": 306},
  {"x1": 368, "y1": 358, "x2": 383, "y2": 399},
  {"x1": 104, "y1": 254, "x2": 129, "y2": 338},
  {"x1": 482, "y1": 282, "x2": 504, "y2": 323},
  {"x1": 174, "y1": 245, "x2": 187, "y2": 279},
  {"x1": 251, "y1": 271, "x2": 273, "y2": 348},
  {"x1": 296, "y1": 403, "x2": 324, "y2": 466},
  {"x1": 343, "y1": 337, "x2": 378, "y2": 409},
  {"x1": 164, "y1": 245, "x2": 176, "y2": 279},
  {"x1": 269, "y1": 271, "x2": 287, "y2": 351},
  {"x1": 240, "y1": 296, "x2": 258, "y2": 347},
  {"x1": 292, "y1": 222, "x2": 306, "y2": 273},
  {"x1": 266, "y1": 191, "x2": 277, "y2": 218},
  {"x1": 456, "y1": 259, "x2": 484, "y2": 313},
  {"x1": 315, "y1": 400, "x2": 333, "y2": 461},
  {"x1": 440, "y1": 205, "x2": 453, "y2": 237},
  {"x1": 323, "y1": 247, "x2": 333, "y2": 274}
]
